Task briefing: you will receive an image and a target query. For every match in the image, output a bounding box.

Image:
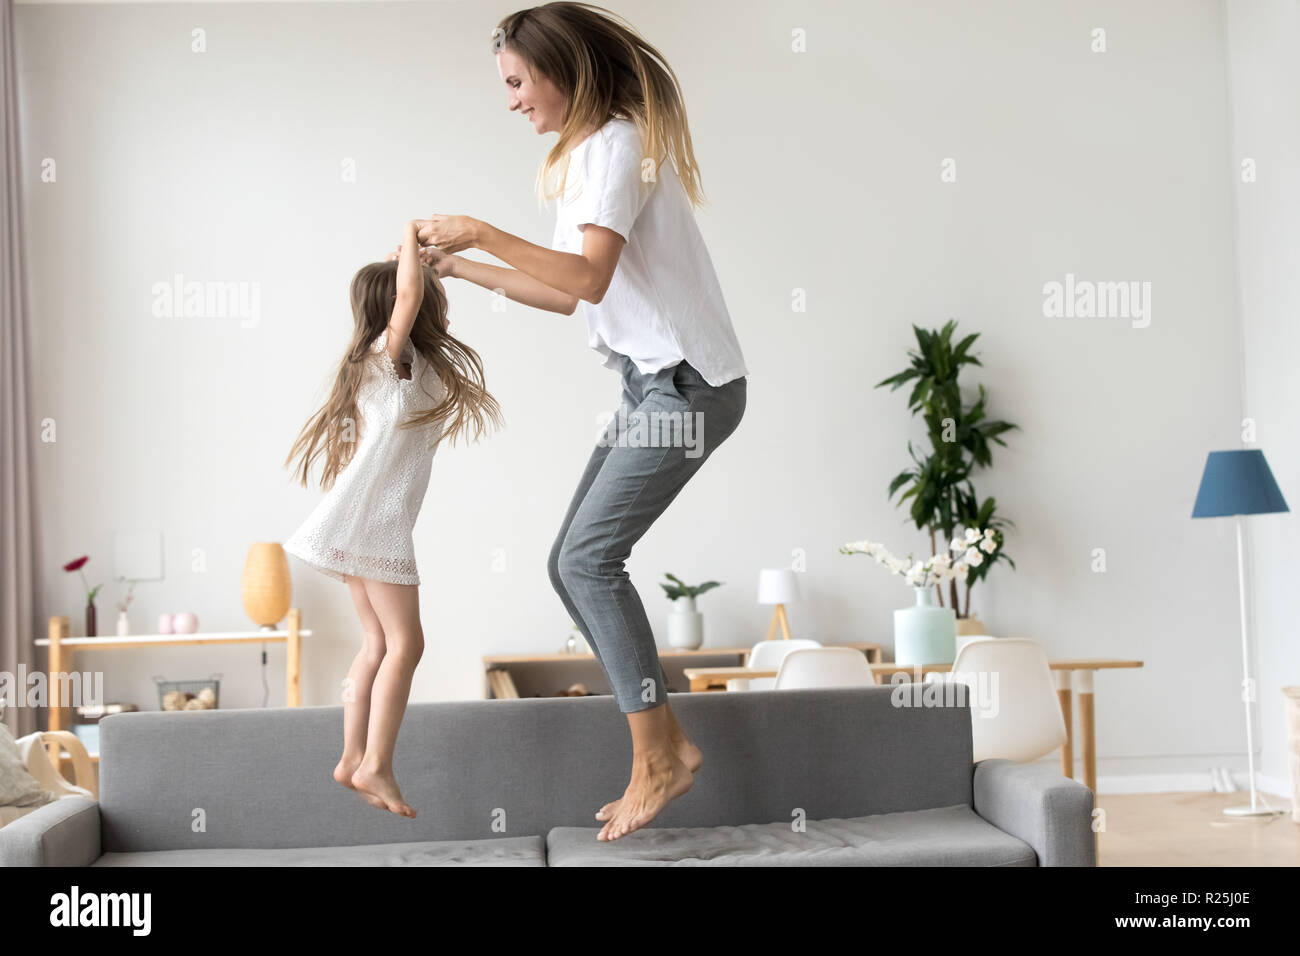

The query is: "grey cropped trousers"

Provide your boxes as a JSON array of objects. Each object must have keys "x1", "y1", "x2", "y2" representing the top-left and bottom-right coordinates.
[{"x1": 547, "y1": 353, "x2": 747, "y2": 713}]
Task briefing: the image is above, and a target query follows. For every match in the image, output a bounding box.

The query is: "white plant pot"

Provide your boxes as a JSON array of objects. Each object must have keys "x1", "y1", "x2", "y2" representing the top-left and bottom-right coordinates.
[{"x1": 667, "y1": 597, "x2": 704, "y2": 650}]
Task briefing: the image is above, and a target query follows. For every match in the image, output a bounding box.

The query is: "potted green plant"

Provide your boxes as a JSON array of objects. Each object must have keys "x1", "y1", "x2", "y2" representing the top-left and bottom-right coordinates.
[
  {"x1": 660, "y1": 573, "x2": 722, "y2": 650},
  {"x1": 876, "y1": 320, "x2": 1018, "y2": 630}
]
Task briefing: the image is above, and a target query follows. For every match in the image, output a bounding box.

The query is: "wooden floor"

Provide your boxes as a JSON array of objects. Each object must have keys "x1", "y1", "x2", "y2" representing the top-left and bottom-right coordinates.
[{"x1": 1096, "y1": 791, "x2": 1299, "y2": 866}]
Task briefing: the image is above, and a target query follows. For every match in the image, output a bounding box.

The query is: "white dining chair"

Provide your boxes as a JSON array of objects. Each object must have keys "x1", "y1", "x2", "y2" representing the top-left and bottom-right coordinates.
[
  {"x1": 956, "y1": 632, "x2": 999, "y2": 656},
  {"x1": 726, "y1": 638, "x2": 822, "y2": 691},
  {"x1": 772, "y1": 647, "x2": 877, "y2": 690},
  {"x1": 945, "y1": 638, "x2": 1067, "y2": 763}
]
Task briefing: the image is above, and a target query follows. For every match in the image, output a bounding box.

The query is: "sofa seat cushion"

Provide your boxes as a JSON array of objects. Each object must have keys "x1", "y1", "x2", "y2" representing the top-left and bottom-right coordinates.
[
  {"x1": 92, "y1": 835, "x2": 544, "y2": 867},
  {"x1": 547, "y1": 804, "x2": 1036, "y2": 866}
]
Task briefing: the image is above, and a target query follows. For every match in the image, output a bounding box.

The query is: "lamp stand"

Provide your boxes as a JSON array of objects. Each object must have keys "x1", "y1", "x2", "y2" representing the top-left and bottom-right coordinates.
[
  {"x1": 1224, "y1": 516, "x2": 1285, "y2": 817},
  {"x1": 765, "y1": 603, "x2": 792, "y2": 641}
]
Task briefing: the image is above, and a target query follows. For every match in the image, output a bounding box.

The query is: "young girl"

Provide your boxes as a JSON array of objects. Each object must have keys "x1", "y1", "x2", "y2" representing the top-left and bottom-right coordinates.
[{"x1": 283, "y1": 220, "x2": 502, "y2": 818}]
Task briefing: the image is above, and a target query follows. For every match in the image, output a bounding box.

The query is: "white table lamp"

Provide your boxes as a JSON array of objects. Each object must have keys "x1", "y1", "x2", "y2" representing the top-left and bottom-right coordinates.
[{"x1": 757, "y1": 569, "x2": 800, "y2": 641}]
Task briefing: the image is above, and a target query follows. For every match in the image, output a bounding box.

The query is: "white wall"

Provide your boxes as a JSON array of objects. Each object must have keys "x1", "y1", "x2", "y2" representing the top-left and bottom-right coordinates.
[
  {"x1": 17, "y1": 0, "x2": 1260, "y2": 787},
  {"x1": 1225, "y1": 0, "x2": 1300, "y2": 797}
]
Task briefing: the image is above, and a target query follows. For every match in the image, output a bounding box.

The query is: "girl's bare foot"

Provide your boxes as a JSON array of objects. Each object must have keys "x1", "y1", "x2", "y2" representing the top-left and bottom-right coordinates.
[
  {"x1": 334, "y1": 755, "x2": 386, "y2": 809},
  {"x1": 597, "y1": 749, "x2": 693, "y2": 841},
  {"x1": 351, "y1": 763, "x2": 416, "y2": 818},
  {"x1": 596, "y1": 736, "x2": 701, "y2": 822}
]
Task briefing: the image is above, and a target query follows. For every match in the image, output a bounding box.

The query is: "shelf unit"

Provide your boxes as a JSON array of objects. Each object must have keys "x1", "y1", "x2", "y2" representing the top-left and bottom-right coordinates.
[{"x1": 35, "y1": 609, "x2": 313, "y2": 751}]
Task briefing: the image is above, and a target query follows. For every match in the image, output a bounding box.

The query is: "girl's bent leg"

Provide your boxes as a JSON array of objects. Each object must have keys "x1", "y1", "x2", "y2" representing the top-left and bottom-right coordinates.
[
  {"x1": 352, "y1": 578, "x2": 424, "y2": 818},
  {"x1": 336, "y1": 576, "x2": 387, "y2": 807}
]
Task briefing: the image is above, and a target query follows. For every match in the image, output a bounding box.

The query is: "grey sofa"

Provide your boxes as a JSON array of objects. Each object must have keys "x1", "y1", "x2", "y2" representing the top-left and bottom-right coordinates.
[{"x1": 0, "y1": 685, "x2": 1095, "y2": 866}]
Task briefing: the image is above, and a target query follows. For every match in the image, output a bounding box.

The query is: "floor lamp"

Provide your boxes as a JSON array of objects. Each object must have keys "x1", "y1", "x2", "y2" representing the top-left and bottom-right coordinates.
[{"x1": 1191, "y1": 448, "x2": 1290, "y2": 817}]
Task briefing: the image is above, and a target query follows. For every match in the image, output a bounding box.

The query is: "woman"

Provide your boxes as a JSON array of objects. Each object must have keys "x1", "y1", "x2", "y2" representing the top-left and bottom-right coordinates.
[{"x1": 415, "y1": 1, "x2": 748, "y2": 842}]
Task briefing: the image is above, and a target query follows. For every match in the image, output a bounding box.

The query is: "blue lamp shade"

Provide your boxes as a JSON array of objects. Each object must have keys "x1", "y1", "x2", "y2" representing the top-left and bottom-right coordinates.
[{"x1": 1191, "y1": 449, "x2": 1289, "y2": 518}]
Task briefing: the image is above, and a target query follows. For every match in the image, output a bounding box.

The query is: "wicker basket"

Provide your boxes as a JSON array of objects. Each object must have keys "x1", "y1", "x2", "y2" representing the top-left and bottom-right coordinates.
[{"x1": 154, "y1": 673, "x2": 222, "y2": 711}]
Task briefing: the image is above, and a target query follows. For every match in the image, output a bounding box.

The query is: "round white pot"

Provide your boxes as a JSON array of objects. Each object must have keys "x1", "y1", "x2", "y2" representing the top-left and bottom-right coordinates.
[{"x1": 667, "y1": 596, "x2": 704, "y2": 650}]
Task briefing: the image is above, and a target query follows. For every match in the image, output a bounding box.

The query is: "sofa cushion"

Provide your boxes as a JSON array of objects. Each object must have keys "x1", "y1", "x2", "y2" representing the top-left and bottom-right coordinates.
[
  {"x1": 547, "y1": 804, "x2": 1036, "y2": 866},
  {"x1": 92, "y1": 835, "x2": 544, "y2": 867}
]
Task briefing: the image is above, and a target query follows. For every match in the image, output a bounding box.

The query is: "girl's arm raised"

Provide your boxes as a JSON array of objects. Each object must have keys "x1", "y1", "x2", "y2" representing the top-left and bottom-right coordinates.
[{"x1": 386, "y1": 221, "x2": 423, "y2": 367}]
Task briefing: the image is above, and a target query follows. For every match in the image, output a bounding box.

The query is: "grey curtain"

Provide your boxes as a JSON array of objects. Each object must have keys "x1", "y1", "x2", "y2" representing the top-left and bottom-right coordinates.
[{"x1": 1, "y1": 0, "x2": 40, "y2": 738}]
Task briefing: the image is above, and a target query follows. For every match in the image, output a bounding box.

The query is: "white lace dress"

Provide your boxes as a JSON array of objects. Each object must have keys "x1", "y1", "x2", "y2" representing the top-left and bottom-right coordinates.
[{"x1": 285, "y1": 329, "x2": 447, "y2": 586}]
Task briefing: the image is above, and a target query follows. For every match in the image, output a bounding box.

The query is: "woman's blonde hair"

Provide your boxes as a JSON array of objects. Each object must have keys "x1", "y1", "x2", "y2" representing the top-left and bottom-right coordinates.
[
  {"x1": 284, "y1": 261, "x2": 503, "y2": 492},
  {"x1": 493, "y1": 2, "x2": 706, "y2": 208}
]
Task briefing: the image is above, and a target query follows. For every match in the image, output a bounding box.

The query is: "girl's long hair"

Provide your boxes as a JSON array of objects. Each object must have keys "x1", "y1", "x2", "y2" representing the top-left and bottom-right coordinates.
[
  {"x1": 284, "y1": 261, "x2": 503, "y2": 492},
  {"x1": 494, "y1": 2, "x2": 706, "y2": 208}
]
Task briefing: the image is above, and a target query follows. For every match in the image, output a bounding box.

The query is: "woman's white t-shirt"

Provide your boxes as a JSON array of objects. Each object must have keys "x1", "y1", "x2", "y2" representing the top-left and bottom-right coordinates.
[{"x1": 551, "y1": 117, "x2": 748, "y2": 387}]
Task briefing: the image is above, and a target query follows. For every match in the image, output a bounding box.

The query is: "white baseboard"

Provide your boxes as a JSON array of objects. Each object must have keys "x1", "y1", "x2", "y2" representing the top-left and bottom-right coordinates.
[{"x1": 1096, "y1": 770, "x2": 1292, "y2": 800}]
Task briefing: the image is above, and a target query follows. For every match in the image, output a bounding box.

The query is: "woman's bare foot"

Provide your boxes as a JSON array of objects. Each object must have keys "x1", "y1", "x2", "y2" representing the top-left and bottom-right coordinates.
[
  {"x1": 351, "y1": 763, "x2": 416, "y2": 818},
  {"x1": 596, "y1": 735, "x2": 701, "y2": 822},
  {"x1": 334, "y1": 755, "x2": 386, "y2": 809},
  {"x1": 597, "y1": 749, "x2": 693, "y2": 842}
]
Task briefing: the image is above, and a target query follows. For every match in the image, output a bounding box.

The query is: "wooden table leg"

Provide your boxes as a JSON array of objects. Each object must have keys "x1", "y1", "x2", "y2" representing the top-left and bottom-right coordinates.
[
  {"x1": 286, "y1": 608, "x2": 301, "y2": 707},
  {"x1": 1074, "y1": 669, "x2": 1097, "y2": 792},
  {"x1": 47, "y1": 616, "x2": 67, "y2": 732},
  {"x1": 1054, "y1": 669, "x2": 1073, "y2": 779}
]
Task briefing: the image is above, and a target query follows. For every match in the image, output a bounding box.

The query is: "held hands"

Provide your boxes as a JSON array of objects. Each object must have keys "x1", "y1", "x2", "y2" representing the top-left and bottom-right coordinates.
[
  {"x1": 414, "y1": 214, "x2": 481, "y2": 254},
  {"x1": 387, "y1": 242, "x2": 457, "y2": 278}
]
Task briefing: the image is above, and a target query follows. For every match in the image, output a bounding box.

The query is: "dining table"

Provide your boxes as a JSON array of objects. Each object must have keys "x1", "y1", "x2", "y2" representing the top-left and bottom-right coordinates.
[{"x1": 681, "y1": 657, "x2": 1144, "y2": 793}]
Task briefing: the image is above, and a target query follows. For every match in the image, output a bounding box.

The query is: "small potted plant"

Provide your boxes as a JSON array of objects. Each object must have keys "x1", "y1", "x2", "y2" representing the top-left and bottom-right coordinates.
[
  {"x1": 63, "y1": 555, "x2": 103, "y2": 638},
  {"x1": 660, "y1": 573, "x2": 722, "y2": 650}
]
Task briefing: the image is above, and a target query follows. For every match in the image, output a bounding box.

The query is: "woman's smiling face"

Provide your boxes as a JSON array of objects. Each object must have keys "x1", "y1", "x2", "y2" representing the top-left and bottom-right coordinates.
[{"x1": 497, "y1": 47, "x2": 566, "y2": 134}]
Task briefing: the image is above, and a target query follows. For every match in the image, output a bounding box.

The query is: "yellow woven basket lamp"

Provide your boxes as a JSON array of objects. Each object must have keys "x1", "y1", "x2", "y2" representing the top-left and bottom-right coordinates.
[{"x1": 242, "y1": 542, "x2": 292, "y2": 630}]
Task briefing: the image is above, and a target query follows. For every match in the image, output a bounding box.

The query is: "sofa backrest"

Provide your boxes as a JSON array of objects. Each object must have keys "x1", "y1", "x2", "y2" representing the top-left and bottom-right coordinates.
[{"x1": 98, "y1": 684, "x2": 973, "y2": 852}]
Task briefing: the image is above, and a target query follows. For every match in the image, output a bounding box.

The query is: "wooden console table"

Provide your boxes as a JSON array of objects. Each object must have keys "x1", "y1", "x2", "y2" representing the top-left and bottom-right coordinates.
[{"x1": 35, "y1": 608, "x2": 312, "y2": 738}]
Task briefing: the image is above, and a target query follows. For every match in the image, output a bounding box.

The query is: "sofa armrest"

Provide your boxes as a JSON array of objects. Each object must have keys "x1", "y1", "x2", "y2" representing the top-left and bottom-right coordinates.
[
  {"x1": 972, "y1": 759, "x2": 1095, "y2": 867},
  {"x1": 0, "y1": 795, "x2": 101, "y2": 866}
]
